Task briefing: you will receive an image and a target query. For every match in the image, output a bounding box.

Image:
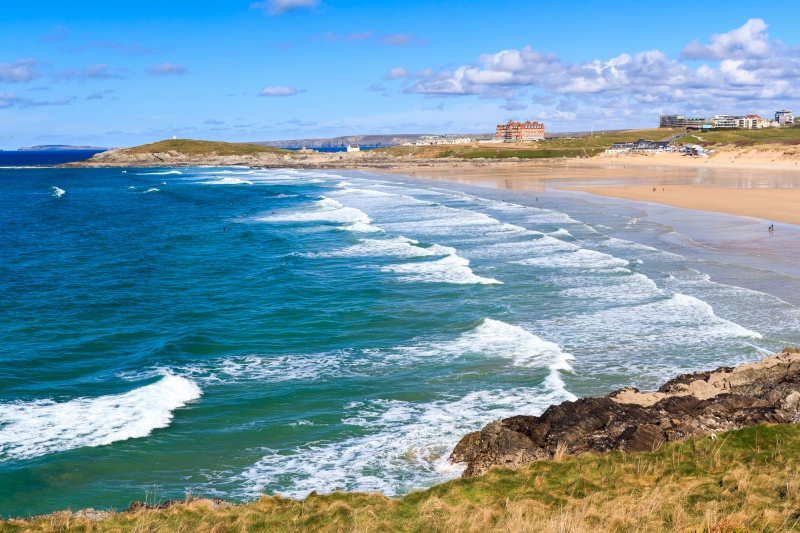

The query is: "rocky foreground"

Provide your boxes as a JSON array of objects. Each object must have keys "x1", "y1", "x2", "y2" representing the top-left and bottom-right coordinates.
[{"x1": 451, "y1": 348, "x2": 800, "y2": 477}]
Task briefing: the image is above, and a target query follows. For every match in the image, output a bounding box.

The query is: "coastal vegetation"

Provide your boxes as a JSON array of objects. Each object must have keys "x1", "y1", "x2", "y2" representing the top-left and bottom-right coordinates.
[
  {"x1": 677, "y1": 127, "x2": 800, "y2": 150},
  {"x1": 5, "y1": 423, "x2": 800, "y2": 532},
  {"x1": 126, "y1": 139, "x2": 290, "y2": 156},
  {"x1": 377, "y1": 129, "x2": 680, "y2": 159}
]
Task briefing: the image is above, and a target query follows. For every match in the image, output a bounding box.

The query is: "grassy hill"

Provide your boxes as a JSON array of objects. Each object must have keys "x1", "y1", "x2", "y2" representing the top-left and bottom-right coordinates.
[
  {"x1": 377, "y1": 129, "x2": 681, "y2": 159},
  {"x1": 678, "y1": 127, "x2": 800, "y2": 149},
  {"x1": 5, "y1": 423, "x2": 800, "y2": 532},
  {"x1": 125, "y1": 139, "x2": 289, "y2": 156}
]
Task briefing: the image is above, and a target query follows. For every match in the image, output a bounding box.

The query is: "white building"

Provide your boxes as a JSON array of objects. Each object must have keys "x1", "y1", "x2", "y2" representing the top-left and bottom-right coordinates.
[
  {"x1": 346, "y1": 145, "x2": 360, "y2": 153},
  {"x1": 776, "y1": 110, "x2": 794, "y2": 126}
]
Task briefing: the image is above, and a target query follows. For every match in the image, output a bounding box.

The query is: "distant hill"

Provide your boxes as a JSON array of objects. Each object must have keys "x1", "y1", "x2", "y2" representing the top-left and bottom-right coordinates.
[
  {"x1": 18, "y1": 145, "x2": 110, "y2": 151},
  {"x1": 254, "y1": 133, "x2": 492, "y2": 149}
]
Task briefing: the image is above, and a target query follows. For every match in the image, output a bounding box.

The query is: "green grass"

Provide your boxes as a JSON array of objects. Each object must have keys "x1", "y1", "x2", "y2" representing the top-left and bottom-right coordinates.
[
  {"x1": 678, "y1": 128, "x2": 800, "y2": 148},
  {"x1": 125, "y1": 139, "x2": 289, "y2": 156},
  {"x1": 379, "y1": 129, "x2": 680, "y2": 160},
  {"x1": 6, "y1": 423, "x2": 800, "y2": 532}
]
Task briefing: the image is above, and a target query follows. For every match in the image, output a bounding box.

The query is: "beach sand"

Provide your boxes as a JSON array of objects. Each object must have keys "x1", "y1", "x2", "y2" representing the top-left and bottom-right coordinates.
[{"x1": 387, "y1": 151, "x2": 800, "y2": 226}]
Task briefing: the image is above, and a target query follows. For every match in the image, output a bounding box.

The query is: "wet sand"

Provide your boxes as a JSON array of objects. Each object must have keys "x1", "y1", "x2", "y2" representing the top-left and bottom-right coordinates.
[
  {"x1": 383, "y1": 157, "x2": 800, "y2": 306},
  {"x1": 387, "y1": 156, "x2": 800, "y2": 226}
]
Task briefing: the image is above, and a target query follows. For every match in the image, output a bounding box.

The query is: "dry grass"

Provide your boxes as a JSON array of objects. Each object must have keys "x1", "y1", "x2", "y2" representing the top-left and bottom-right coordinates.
[{"x1": 5, "y1": 424, "x2": 800, "y2": 532}]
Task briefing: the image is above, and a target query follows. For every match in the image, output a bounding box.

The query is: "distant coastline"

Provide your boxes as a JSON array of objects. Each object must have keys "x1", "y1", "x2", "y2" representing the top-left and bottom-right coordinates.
[{"x1": 17, "y1": 145, "x2": 110, "y2": 152}]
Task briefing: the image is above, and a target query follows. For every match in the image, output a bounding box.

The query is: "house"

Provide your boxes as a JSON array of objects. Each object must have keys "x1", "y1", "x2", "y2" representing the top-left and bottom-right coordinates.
[{"x1": 346, "y1": 145, "x2": 360, "y2": 153}]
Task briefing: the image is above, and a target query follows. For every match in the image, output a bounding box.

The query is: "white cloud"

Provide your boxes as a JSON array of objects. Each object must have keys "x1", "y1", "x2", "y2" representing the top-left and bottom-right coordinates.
[
  {"x1": 250, "y1": 0, "x2": 320, "y2": 15},
  {"x1": 147, "y1": 63, "x2": 188, "y2": 76},
  {"x1": 400, "y1": 19, "x2": 800, "y2": 128},
  {"x1": 682, "y1": 18, "x2": 772, "y2": 60},
  {"x1": 0, "y1": 59, "x2": 40, "y2": 84},
  {"x1": 0, "y1": 91, "x2": 72, "y2": 108},
  {"x1": 386, "y1": 67, "x2": 408, "y2": 80},
  {"x1": 259, "y1": 85, "x2": 301, "y2": 96}
]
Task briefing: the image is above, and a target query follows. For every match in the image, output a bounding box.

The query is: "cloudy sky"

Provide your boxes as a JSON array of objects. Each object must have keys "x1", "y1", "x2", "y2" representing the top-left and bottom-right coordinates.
[{"x1": 2, "y1": 0, "x2": 800, "y2": 148}]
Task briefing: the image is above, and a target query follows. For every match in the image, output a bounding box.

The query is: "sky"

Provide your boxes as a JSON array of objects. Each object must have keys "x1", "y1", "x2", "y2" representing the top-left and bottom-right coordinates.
[{"x1": 2, "y1": 0, "x2": 800, "y2": 148}]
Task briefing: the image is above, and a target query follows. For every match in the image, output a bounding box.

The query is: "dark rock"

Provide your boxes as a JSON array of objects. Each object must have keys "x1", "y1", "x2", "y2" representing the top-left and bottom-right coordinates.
[{"x1": 450, "y1": 349, "x2": 800, "y2": 477}]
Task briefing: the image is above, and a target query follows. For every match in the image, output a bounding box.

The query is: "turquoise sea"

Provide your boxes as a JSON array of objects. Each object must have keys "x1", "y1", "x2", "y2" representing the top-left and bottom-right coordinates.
[{"x1": 2, "y1": 166, "x2": 800, "y2": 517}]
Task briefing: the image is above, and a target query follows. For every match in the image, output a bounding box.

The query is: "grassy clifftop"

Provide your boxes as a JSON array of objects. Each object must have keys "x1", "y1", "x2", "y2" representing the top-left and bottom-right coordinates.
[
  {"x1": 5, "y1": 423, "x2": 800, "y2": 532},
  {"x1": 679, "y1": 127, "x2": 800, "y2": 149},
  {"x1": 125, "y1": 139, "x2": 289, "y2": 156},
  {"x1": 377, "y1": 129, "x2": 681, "y2": 159}
]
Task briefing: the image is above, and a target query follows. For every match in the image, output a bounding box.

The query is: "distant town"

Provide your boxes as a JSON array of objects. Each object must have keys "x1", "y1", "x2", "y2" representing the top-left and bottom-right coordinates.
[{"x1": 659, "y1": 110, "x2": 794, "y2": 130}]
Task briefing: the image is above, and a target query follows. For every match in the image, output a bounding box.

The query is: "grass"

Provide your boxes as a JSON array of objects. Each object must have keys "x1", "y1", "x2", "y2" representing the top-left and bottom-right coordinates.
[
  {"x1": 6, "y1": 423, "x2": 800, "y2": 532},
  {"x1": 377, "y1": 129, "x2": 681, "y2": 160},
  {"x1": 125, "y1": 139, "x2": 289, "y2": 156},
  {"x1": 678, "y1": 127, "x2": 800, "y2": 149}
]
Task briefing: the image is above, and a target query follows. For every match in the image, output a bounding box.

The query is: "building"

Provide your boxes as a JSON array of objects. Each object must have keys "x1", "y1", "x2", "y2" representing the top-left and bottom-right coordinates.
[
  {"x1": 737, "y1": 115, "x2": 763, "y2": 129},
  {"x1": 495, "y1": 120, "x2": 545, "y2": 142},
  {"x1": 710, "y1": 115, "x2": 739, "y2": 129},
  {"x1": 607, "y1": 138, "x2": 673, "y2": 153},
  {"x1": 346, "y1": 145, "x2": 360, "y2": 153},
  {"x1": 659, "y1": 115, "x2": 709, "y2": 130},
  {"x1": 776, "y1": 110, "x2": 794, "y2": 126}
]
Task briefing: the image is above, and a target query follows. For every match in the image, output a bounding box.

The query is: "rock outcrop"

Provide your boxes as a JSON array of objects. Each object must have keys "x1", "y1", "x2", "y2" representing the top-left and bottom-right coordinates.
[{"x1": 451, "y1": 349, "x2": 800, "y2": 477}]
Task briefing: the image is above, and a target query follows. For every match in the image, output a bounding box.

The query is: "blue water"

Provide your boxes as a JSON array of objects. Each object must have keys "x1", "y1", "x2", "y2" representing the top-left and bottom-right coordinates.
[
  {"x1": 0, "y1": 150, "x2": 106, "y2": 167},
  {"x1": 1, "y1": 166, "x2": 799, "y2": 517}
]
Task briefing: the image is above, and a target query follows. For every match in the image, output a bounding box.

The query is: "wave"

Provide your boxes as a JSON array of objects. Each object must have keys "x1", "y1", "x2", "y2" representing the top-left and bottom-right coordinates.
[
  {"x1": 239, "y1": 383, "x2": 575, "y2": 499},
  {"x1": 198, "y1": 177, "x2": 253, "y2": 186},
  {"x1": 0, "y1": 375, "x2": 201, "y2": 461},
  {"x1": 257, "y1": 197, "x2": 382, "y2": 232},
  {"x1": 382, "y1": 254, "x2": 502, "y2": 285},
  {"x1": 144, "y1": 188, "x2": 160, "y2": 193},
  {"x1": 305, "y1": 237, "x2": 454, "y2": 259},
  {"x1": 514, "y1": 249, "x2": 630, "y2": 270},
  {"x1": 50, "y1": 186, "x2": 65, "y2": 198},
  {"x1": 139, "y1": 170, "x2": 182, "y2": 176},
  {"x1": 231, "y1": 319, "x2": 574, "y2": 498}
]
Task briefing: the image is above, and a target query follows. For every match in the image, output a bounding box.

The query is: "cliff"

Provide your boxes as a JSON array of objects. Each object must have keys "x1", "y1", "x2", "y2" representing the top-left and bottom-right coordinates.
[{"x1": 451, "y1": 348, "x2": 800, "y2": 477}]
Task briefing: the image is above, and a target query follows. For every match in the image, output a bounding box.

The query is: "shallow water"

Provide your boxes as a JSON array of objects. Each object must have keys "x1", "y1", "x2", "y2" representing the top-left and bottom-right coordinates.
[{"x1": 1, "y1": 166, "x2": 798, "y2": 516}]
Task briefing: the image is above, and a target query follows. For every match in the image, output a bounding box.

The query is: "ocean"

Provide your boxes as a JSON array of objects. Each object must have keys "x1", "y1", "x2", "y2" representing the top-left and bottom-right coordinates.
[
  {"x1": 2, "y1": 165, "x2": 799, "y2": 517},
  {"x1": 0, "y1": 150, "x2": 106, "y2": 167}
]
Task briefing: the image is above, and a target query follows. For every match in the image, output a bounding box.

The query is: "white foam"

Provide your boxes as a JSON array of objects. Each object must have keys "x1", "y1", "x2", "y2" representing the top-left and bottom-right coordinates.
[
  {"x1": 514, "y1": 249, "x2": 629, "y2": 270},
  {"x1": 0, "y1": 375, "x2": 201, "y2": 461},
  {"x1": 559, "y1": 271, "x2": 662, "y2": 304},
  {"x1": 258, "y1": 197, "x2": 380, "y2": 232},
  {"x1": 240, "y1": 384, "x2": 575, "y2": 499},
  {"x1": 306, "y1": 237, "x2": 454, "y2": 259},
  {"x1": 383, "y1": 254, "x2": 502, "y2": 285},
  {"x1": 199, "y1": 176, "x2": 253, "y2": 185},
  {"x1": 50, "y1": 186, "x2": 65, "y2": 198},
  {"x1": 139, "y1": 170, "x2": 182, "y2": 175},
  {"x1": 144, "y1": 188, "x2": 160, "y2": 193}
]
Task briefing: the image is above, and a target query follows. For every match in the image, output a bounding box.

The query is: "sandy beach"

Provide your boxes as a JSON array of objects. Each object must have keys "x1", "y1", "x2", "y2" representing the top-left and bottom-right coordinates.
[{"x1": 387, "y1": 150, "x2": 800, "y2": 227}]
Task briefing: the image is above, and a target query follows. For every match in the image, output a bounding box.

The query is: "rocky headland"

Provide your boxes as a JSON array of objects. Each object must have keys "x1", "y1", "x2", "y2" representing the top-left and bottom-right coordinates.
[
  {"x1": 63, "y1": 144, "x2": 512, "y2": 170},
  {"x1": 451, "y1": 348, "x2": 800, "y2": 477}
]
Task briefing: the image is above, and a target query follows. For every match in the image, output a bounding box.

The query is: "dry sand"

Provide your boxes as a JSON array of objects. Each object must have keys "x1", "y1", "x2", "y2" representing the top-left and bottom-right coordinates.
[{"x1": 564, "y1": 184, "x2": 800, "y2": 226}]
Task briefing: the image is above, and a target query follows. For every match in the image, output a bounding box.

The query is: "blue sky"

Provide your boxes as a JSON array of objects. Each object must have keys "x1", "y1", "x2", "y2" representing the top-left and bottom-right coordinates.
[{"x1": 2, "y1": 0, "x2": 800, "y2": 148}]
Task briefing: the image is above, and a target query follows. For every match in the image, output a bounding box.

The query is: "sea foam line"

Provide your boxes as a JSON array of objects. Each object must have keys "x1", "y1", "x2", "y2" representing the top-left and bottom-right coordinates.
[{"x1": 0, "y1": 375, "x2": 201, "y2": 461}]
